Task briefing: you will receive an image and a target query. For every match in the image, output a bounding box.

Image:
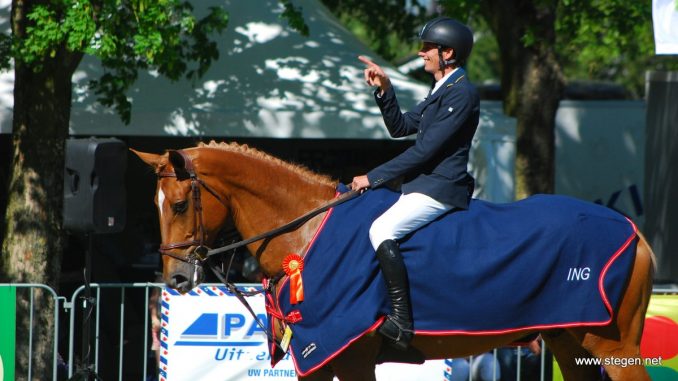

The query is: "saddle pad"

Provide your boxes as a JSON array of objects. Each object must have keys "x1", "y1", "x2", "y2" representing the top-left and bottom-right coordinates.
[{"x1": 267, "y1": 185, "x2": 638, "y2": 376}]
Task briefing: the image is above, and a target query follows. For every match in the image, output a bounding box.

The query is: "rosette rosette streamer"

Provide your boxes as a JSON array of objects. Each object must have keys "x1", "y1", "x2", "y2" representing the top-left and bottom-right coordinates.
[{"x1": 282, "y1": 254, "x2": 305, "y2": 304}]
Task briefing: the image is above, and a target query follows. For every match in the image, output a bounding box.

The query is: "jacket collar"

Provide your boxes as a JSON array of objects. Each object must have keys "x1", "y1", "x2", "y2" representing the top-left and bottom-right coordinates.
[{"x1": 422, "y1": 67, "x2": 466, "y2": 106}]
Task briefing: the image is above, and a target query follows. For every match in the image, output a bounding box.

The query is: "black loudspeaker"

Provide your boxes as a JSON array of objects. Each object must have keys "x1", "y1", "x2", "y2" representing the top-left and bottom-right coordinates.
[{"x1": 63, "y1": 138, "x2": 127, "y2": 233}]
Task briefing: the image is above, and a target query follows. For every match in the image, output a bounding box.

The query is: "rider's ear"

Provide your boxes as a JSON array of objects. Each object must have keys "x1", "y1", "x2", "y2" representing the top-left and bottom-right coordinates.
[{"x1": 168, "y1": 150, "x2": 191, "y2": 180}]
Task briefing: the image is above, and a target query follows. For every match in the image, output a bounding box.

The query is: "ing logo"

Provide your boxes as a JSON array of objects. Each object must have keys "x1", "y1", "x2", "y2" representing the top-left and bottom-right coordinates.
[{"x1": 566, "y1": 267, "x2": 591, "y2": 281}]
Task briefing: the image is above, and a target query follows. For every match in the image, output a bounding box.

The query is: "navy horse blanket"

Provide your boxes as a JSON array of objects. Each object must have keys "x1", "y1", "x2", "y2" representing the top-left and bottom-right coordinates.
[{"x1": 265, "y1": 185, "x2": 638, "y2": 376}]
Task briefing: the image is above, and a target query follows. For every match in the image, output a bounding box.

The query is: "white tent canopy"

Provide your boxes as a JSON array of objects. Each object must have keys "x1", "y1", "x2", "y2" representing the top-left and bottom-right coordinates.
[
  {"x1": 0, "y1": 0, "x2": 517, "y2": 203},
  {"x1": 0, "y1": 0, "x2": 517, "y2": 142},
  {"x1": 1, "y1": 0, "x2": 435, "y2": 138}
]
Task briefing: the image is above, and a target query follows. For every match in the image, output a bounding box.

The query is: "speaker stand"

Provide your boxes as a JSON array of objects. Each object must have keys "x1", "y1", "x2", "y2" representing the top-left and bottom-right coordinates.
[{"x1": 68, "y1": 233, "x2": 103, "y2": 381}]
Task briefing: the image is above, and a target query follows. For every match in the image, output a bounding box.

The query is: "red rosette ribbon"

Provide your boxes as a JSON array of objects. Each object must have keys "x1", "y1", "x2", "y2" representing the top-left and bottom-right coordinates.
[{"x1": 282, "y1": 254, "x2": 305, "y2": 304}]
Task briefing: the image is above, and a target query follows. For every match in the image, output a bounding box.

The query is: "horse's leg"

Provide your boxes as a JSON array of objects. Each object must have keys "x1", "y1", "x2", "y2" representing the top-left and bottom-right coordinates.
[
  {"x1": 542, "y1": 329, "x2": 603, "y2": 380},
  {"x1": 328, "y1": 334, "x2": 381, "y2": 381},
  {"x1": 570, "y1": 237, "x2": 654, "y2": 381},
  {"x1": 574, "y1": 325, "x2": 651, "y2": 381}
]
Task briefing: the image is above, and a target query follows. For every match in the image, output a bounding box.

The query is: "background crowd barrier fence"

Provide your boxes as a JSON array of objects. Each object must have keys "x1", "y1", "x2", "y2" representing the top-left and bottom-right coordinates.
[
  {"x1": 65, "y1": 282, "x2": 164, "y2": 381},
  {"x1": 0, "y1": 283, "x2": 65, "y2": 381},
  {"x1": 1, "y1": 283, "x2": 676, "y2": 381}
]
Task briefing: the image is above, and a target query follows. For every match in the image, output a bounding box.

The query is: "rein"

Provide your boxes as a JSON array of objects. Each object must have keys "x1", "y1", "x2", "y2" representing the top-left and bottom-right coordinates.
[{"x1": 204, "y1": 189, "x2": 359, "y2": 258}]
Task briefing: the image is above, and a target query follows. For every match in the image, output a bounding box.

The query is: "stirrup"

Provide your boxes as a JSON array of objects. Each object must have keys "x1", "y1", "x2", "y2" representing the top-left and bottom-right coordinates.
[{"x1": 378, "y1": 316, "x2": 414, "y2": 350}]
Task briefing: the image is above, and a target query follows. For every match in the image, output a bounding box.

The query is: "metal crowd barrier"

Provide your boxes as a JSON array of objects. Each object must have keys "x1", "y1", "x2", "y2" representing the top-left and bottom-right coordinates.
[
  {"x1": 65, "y1": 282, "x2": 164, "y2": 380},
  {"x1": 1, "y1": 283, "x2": 676, "y2": 381},
  {"x1": 0, "y1": 283, "x2": 65, "y2": 381},
  {"x1": 449, "y1": 343, "x2": 547, "y2": 381}
]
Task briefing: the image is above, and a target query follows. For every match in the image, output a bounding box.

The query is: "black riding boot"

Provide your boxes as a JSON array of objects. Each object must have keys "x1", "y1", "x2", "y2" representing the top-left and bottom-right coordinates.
[{"x1": 375, "y1": 239, "x2": 414, "y2": 350}]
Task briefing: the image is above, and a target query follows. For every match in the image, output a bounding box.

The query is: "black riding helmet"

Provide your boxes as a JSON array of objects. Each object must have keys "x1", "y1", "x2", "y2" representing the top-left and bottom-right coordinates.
[{"x1": 419, "y1": 17, "x2": 474, "y2": 69}]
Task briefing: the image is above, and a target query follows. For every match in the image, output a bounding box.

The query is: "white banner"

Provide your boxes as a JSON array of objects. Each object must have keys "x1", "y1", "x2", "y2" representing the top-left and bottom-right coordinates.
[
  {"x1": 653, "y1": 0, "x2": 678, "y2": 54},
  {"x1": 160, "y1": 285, "x2": 298, "y2": 380},
  {"x1": 160, "y1": 285, "x2": 460, "y2": 380}
]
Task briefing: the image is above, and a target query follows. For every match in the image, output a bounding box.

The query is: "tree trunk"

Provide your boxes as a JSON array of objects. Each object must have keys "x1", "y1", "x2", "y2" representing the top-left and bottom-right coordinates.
[
  {"x1": 481, "y1": 0, "x2": 564, "y2": 199},
  {"x1": 1, "y1": 1, "x2": 82, "y2": 379}
]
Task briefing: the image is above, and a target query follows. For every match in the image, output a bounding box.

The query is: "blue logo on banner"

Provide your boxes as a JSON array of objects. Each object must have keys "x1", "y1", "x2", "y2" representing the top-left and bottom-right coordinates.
[
  {"x1": 175, "y1": 312, "x2": 267, "y2": 347},
  {"x1": 182, "y1": 313, "x2": 218, "y2": 336}
]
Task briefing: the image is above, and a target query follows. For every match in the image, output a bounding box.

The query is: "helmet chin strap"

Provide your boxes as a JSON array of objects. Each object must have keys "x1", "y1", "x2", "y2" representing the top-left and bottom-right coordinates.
[{"x1": 437, "y1": 45, "x2": 456, "y2": 71}]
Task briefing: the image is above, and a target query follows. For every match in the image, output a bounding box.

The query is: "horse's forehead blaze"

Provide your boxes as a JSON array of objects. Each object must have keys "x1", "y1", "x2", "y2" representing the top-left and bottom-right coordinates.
[
  {"x1": 156, "y1": 180, "x2": 185, "y2": 221},
  {"x1": 157, "y1": 187, "x2": 166, "y2": 220}
]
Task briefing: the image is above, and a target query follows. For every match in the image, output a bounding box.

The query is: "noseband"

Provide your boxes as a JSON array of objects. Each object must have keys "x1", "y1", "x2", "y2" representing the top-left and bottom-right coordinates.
[{"x1": 157, "y1": 150, "x2": 227, "y2": 266}]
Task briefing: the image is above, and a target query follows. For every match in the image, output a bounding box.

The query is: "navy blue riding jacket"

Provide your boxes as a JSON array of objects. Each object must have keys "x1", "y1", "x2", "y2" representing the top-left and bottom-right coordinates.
[{"x1": 366, "y1": 68, "x2": 480, "y2": 209}]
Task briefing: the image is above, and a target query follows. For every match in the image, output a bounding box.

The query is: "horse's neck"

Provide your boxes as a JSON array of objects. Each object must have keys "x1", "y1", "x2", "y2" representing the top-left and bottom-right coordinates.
[{"x1": 199, "y1": 149, "x2": 337, "y2": 276}]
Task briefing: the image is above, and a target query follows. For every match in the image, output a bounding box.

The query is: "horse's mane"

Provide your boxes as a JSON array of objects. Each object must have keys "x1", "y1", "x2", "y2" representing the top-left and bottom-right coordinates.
[{"x1": 196, "y1": 141, "x2": 337, "y2": 187}]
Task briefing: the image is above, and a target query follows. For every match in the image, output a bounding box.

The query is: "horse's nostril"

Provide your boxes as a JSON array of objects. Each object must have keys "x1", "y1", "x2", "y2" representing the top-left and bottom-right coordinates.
[
  {"x1": 169, "y1": 273, "x2": 191, "y2": 292},
  {"x1": 172, "y1": 274, "x2": 188, "y2": 284}
]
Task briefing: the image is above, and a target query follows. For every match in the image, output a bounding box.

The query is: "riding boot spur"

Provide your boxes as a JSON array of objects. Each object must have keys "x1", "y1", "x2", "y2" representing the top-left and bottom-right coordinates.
[{"x1": 375, "y1": 239, "x2": 414, "y2": 350}]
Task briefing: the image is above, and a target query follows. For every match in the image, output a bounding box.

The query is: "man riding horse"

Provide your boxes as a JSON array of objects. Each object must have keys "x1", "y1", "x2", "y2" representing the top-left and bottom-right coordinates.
[
  {"x1": 351, "y1": 17, "x2": 479, "y2": 351},
  {"x1": 133, "y1": 16, "x2": 655, "y2": 381}
]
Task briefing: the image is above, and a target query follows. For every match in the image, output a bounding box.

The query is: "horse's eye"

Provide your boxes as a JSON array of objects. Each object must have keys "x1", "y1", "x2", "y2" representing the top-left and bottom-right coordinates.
[{"x1": 172, "y1": 200, "x2": 188, "y2": 214}]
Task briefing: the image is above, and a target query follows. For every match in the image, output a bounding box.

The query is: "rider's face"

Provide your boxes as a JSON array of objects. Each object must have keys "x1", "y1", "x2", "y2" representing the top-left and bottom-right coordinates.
[
  {"x1": 418, "y1": 42, "x2": 439, "y2": 74},
  {"x1": 418, "y1": 42, "x2": 453, "y2": 77}
]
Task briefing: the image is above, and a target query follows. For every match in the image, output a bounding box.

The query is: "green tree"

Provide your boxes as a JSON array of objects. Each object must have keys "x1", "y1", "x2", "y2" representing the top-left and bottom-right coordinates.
[
  {"x1": 438, "y1": 0, "x2": 676, "y2": 199},
  {"x1": 0, "y1": 1, "x2": 230, "y2": 378},
  {"x1": 0, "y1": 1, "x2": 306, "y2": 376},
  {"x1": 476, "y1": 0, "x2": 564, "y2": 199},
  {"x1": 556, "y1": 0, "x2": 677, "y2": 97}
]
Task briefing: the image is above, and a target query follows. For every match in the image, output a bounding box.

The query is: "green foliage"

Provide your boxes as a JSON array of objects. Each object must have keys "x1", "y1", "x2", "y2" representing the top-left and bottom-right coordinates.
[
  {"x1": 321, "y1": 0, "x2": 429, "y2": 61},
  {"x1": 464, "y1": 18, "x2": 500, "y2": 84},
  {"x1": 7, "y1": 0, "x2": 313, "y2": 124},
  {"x1": 20, "y1": 2, "x2": 93, "y2": 62},
  {"x1": 85, "y1": 1, "x2": 229, "y2": 123},
  {"x1": 8, "y1": 0, "x2": 229, "y2": 124},
  {"x1": 556, "y1": 0, "x2": 678, "y2": 97},
  {"x1": 281, "y1": 0, "x2": 310, "y2": 36},
  {"x1": 438, "y1": 0, "x2": 678, "y2": 97},
  {"x1": 0, "y1": 33, "x2": 11, "y2": 71},
  {"x1": 436, "y1": 1, "x2": 476, "y2": 20}
]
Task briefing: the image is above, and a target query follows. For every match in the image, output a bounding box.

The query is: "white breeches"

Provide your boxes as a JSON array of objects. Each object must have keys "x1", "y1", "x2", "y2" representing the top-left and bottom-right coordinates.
[{"x1": 369, "y1": 192, "x2": 454, "y2": 250}]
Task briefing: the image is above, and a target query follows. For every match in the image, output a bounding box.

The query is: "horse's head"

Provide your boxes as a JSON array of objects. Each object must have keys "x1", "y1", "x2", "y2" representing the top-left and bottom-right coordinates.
[{"x1": 132, "y1": 148, "x2": 231, "y2": 292}]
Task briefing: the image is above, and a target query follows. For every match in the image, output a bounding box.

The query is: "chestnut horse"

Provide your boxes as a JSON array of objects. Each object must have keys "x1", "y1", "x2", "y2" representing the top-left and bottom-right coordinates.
[{"x1": 133, "y1": 142, "x2": 655, "y2": 381}]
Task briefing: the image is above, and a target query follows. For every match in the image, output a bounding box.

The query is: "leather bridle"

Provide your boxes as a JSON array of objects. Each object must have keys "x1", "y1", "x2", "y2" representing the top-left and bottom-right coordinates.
[
  {"x1": 156, "y1": 150, "x2": 227, "y2": 266},
  {"x1": 153, "y1": 148, "x2": 361, "y2": 351}
]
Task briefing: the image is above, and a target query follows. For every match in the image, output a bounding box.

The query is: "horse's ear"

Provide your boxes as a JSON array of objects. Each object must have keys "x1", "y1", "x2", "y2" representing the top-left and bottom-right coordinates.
[
  {"x1": 130, "y1": 148, "x2": 163, "y2": 170},
  {"x1": 168, "y1": 150, "x2": 191, "y2": 180}
]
